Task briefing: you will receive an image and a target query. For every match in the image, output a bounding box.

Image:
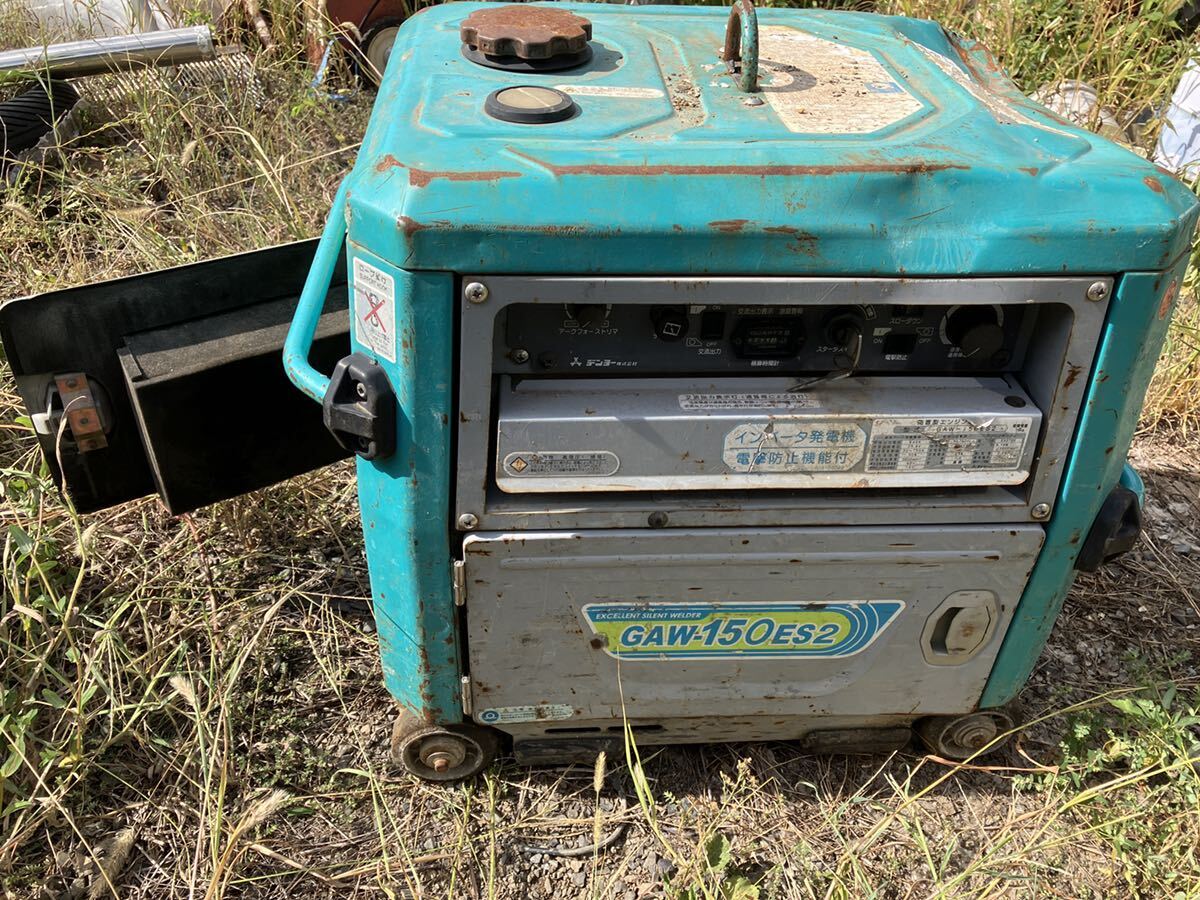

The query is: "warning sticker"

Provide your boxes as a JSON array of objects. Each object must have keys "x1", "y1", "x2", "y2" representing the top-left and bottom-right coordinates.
[
  {"x1": 758, "y1": 27, "x2": 924, "y2": 134},
  {"x1": 503, "y1": 451, "x2": 620, "y2": 478},
  {"x1": 352, "y1": 257, "x2": 396, "y2": 363},
  {"x1": 722, "y1": 422, "x2": 867, "y2": 472},
  {"x1": 478, "y1": 704, "x2": 574, "y2": 725},
  {"x1": 866, "y1": 416, "x2": 1032, "y2": 472},
  {"x1": 679, "y1": 392, "x2": 816, "y2": 410}
]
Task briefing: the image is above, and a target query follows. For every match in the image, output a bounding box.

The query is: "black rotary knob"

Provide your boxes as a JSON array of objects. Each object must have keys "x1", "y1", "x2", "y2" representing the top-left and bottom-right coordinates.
[{"x1": 945, "y1": 306, "x2": 1005, "y2": 359}]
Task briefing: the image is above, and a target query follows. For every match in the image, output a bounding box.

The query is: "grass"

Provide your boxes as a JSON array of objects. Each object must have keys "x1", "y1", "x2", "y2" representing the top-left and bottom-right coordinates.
[{"x1": 2, "y1": 0, "x2": 1200, "y2": 896}]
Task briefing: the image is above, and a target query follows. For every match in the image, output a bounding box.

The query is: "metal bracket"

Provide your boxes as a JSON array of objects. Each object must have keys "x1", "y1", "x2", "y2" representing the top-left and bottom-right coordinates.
[
  {"x1": 54, "y1": 373, "x2": 107, "y2": 452},
  {"x1": 321, "y1": 353, "x2": 396, "y2": 460}
]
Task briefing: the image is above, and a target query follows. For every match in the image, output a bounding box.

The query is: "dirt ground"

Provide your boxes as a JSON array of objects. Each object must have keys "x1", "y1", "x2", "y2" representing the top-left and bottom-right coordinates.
[{"x1": 4, "y1": 428, "x2": 1192, "y2": 900}]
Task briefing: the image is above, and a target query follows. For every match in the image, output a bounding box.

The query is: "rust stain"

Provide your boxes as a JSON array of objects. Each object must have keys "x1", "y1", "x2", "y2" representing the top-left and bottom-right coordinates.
[
  {"x1": 1159, "y1": 279, "x2": 1179, "y2": 319},
  {"x1": 1019, "y1": 166, "x2": 1039, "y2": 176},
  {"x1": 409, "y1": 167, "x2": 522, "y2": 188},
  {"x1": 374, "y1": 154, "x2": 522, "y2": 187},
  {"x1": 1143, "y1": 175, "x2": 1165, "y2": 194},
  {"x1": 397, "y1": 216, "x2": 426, "y2": 238},
  {"x1": 709, "y1": 218, "x2": 749, "y2": 232},
  {"x1": 1063, "y1": 363, "x2": 1083, "y2": 389},
  {"x1": 764, "y1": 225, "x2": 819, "y2": 256},
  {"x1": 508, "y1": 149, "x2": 967, "y2": 178},
  {"x1": 375, "y1": 153, "x2": 403, "y2": 173}
]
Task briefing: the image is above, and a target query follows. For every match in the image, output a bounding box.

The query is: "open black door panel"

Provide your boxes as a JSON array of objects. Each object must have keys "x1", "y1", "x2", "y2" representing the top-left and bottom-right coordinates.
[{"x1": 0, "y1": 239, "x2": 352, "y2": 514}]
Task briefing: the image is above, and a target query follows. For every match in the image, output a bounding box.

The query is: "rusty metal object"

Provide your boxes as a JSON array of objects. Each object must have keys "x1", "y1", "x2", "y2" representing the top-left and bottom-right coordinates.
[
  {"x1": 460, "y1": 5, "x2": 592, "y2": 70},
  {"x1": 54, "y1": 373, "x2": 107, "y2": 452},
  {"x1": 917, "y1": 709, "x2": 1015, "y2": 759},
  {"x1": 390, "y1": 708, "x2": 499, "y2": 781},
  {"x1": 722, "y1": 0, "x2": 759, "y2": 93},
  {"x1": 461, "y1": 5, "x2": 591, "y2": 60}
]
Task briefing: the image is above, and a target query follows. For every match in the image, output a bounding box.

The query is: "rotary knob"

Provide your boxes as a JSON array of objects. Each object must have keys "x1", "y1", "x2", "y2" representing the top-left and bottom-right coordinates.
[
  {"x1": 461, "y1": 5, "x2": 593, "y2": 71},
  {"x1": 945, "y1": 305, "x2": 1005, "y2": 360}
]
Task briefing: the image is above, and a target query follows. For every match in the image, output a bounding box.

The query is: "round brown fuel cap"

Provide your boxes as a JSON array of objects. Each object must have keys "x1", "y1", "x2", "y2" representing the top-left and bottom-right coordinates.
[{"x1": 460, "y1": 5, "x2": 592, "y2": 71}]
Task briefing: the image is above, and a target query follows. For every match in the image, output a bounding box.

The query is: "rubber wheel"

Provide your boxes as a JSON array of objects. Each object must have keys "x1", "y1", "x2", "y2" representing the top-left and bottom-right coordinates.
[
  {"x1": 0, "y1": 80, "x2": 79, "y2": 159},
  {"x1": 359, "y1": 18, "x2": 403, "y2": 87},
  {"x1": 391, "y1": 713, "x2": 498, "y2": 781}
]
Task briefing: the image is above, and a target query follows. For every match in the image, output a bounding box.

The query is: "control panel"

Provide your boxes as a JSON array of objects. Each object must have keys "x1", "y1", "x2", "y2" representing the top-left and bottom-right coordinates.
[{"x1": 497, "y1": 302, "x2": 1036, "y2": 375}]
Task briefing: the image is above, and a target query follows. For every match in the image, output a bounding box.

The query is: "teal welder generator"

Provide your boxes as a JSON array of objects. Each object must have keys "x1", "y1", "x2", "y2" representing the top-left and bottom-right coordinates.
[{"x1": 2, "y1": 1, "x2": 1197, "y2": 780}]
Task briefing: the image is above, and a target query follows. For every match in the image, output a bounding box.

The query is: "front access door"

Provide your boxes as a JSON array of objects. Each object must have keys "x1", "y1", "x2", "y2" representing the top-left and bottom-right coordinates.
[{"x1": 463, "y1": 525, "x2": 1043, "y2": 727}]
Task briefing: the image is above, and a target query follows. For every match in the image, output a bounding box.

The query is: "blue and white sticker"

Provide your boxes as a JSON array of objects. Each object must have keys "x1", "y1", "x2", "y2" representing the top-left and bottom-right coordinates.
[
  {"x1": 583, "y1": 601, "x2": 904, "y2": 660},
  {"x1": 478, "y1": 704, "x2": 574, "y2": 725}
]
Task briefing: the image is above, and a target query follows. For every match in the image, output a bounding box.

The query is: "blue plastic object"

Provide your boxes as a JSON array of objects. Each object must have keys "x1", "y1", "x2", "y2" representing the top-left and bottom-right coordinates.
[{"x1": 285, "y1": 2, "x2": 1198, "y2": 728}]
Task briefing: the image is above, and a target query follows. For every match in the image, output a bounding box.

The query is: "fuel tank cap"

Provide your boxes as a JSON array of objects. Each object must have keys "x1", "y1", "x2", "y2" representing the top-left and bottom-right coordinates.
[{"x1": 460, "y1": 5, "x2": 593, "y2": 72}]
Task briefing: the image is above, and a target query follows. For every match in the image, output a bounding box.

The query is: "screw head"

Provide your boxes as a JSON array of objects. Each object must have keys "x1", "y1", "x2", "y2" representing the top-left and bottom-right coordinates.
[
  {"x1": 1086, "y1": 281, "x2": 1109, "y2": 301},
  {"x1": 458, "y1": 513, "x2": 479, "y2": 530},
  {"x1": 464, "y1": 282, "x2": 489, "y2": 304},
  {"x1": 510, "y1": 348, "x2": 530, "y2": 364},
  {"x1": 355, "y1": 381, "x2": 367, "y2": 399},
  {"x1": 1031, "y1": 502, "x2": 1051, "y2": 520}
]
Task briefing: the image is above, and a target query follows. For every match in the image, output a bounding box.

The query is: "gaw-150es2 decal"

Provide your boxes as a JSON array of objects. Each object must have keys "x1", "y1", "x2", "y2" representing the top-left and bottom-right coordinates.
[{"x1": 582, "y1": 602, "x2": 905, "y2": 659}]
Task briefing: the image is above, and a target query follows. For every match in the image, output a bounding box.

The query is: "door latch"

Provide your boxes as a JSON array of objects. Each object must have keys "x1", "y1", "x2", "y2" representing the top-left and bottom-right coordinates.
[{"x1": 321, "y1": 353, "x2": 396, "y2": 460}]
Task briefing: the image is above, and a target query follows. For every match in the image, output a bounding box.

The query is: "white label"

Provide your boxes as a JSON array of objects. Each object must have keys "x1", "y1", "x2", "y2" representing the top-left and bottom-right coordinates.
[
  {"x1": 723, "y1": 422, "x2": 867, "y2": 472},
  {"x1": 758, "y1": 27, "x2": 924, "y2": 134},
  {"x1": 352, "y1": 258, "x2": 396, "y2": 363},
  {"x1": 503, "y1": 451, "x2": 620, "y2": 478},
  {"x1": 866, "y1": 416, "x2": 1032, "y2": 473},
  {"x1": 554, "y1": 84, "x2": 665, "y2": 99},
  {"x1": 679, "y1": 392, "x2": 816, "y2": 410},
  {"x1": 478, "y1": 704, "x2": 574, "y2": 725}
]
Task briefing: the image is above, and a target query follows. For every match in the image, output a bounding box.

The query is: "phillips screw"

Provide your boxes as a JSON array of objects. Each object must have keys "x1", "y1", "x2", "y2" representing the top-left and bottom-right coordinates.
[
  {"x1": 1086, "y1": 281, "x2": 1109, "y2": 301},
  {"x1": 464, "y1": 282, "x2": 489, "y2": 304}
]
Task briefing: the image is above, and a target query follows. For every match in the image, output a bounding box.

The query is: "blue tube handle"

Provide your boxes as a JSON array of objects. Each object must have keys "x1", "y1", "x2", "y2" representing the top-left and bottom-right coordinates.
[{"x1": 284, "y1": 182, "x2": 349, "y2": 403}]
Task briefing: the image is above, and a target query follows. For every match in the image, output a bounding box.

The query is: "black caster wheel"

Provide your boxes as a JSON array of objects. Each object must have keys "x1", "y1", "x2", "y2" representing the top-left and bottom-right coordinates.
[
  {"x1": 917, "y1": 709, "x2": 1015, "y2": 759},
  {"x1": 391, "y1": 711, "x2": 498, "y2": 781}
]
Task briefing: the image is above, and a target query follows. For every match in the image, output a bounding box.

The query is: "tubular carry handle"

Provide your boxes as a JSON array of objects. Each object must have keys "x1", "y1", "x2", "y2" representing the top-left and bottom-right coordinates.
[
  {"x1": 723, "y1": 0, "x2": 759, "y2": 94},
  {"x1": 283, "y1": 182, "x2": 398, "y2": 460},
  {"x1": 284, "y1": 181, "x2": 347, "y2": 403}
]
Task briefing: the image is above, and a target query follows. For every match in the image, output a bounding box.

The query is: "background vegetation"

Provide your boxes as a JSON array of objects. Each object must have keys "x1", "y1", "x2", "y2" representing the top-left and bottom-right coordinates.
[{"x1": 1, "y1": 0, "x2": 1199, "y2": 896}]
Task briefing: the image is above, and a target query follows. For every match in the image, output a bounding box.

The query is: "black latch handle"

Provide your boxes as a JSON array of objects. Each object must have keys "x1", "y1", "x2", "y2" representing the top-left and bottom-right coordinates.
[{"x1": 322, "y1": 353, "x2": 397, "y2": 460}]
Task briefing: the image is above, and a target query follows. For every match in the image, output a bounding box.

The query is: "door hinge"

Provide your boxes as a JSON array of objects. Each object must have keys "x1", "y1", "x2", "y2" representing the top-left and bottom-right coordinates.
[
  {"x1": 452, "y1": 559, "x2": 466, "y2": 607},
  {"x1": 460, "y1": 675, "x2": 473, "y2": 717},
  {"x1": 54, "y1": 373, "x2": 108, "y2": 452}
]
